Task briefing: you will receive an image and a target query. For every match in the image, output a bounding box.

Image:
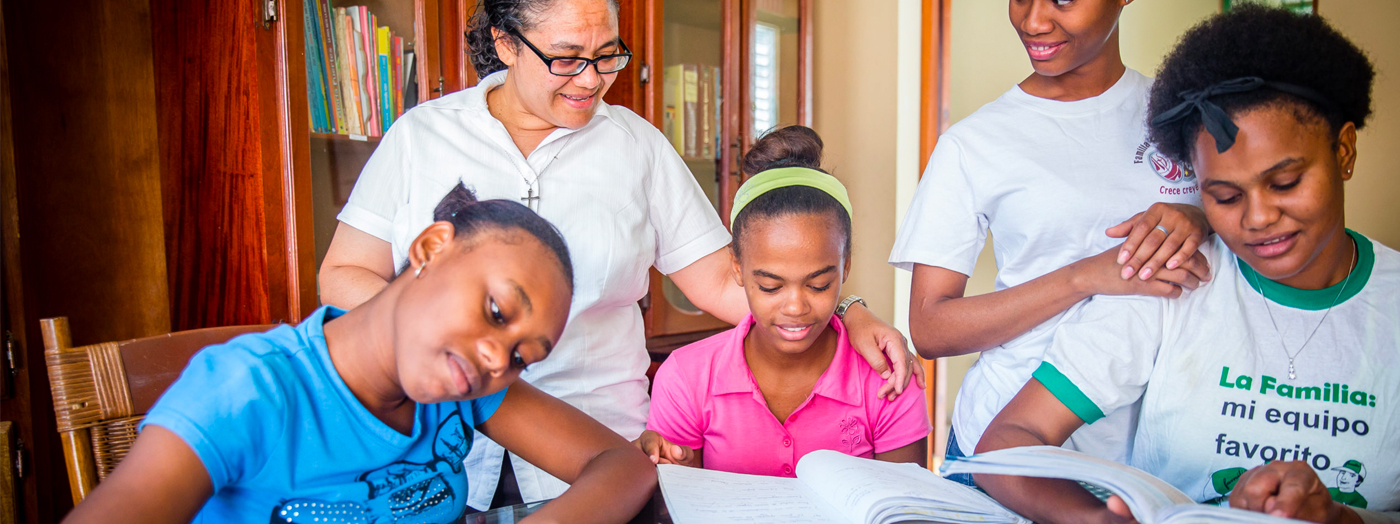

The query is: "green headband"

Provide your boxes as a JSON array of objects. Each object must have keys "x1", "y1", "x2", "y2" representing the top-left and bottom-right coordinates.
[{"x1": 729, "y1": 167, "x2": 854, "y2": 228}]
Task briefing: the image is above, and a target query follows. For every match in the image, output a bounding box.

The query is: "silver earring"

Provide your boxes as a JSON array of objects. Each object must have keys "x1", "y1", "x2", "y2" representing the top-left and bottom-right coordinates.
[{"x1": 415, "y1": 262, "x2": 427, "y2": 279}]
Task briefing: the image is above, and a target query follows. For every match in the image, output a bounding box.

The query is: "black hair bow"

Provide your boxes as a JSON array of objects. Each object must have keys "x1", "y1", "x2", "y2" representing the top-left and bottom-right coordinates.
[
  {"x1": 1151, "y1": 77, "x2": 1266, "y2": 154},
  {"x1": 1151, "y1": 76, "x2": 1338, "y2": 155}
]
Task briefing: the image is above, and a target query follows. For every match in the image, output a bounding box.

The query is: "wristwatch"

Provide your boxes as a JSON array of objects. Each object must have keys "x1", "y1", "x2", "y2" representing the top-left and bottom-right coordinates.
[{"x1": 835, "y1": 295, "x2": 867, "y2": 319}]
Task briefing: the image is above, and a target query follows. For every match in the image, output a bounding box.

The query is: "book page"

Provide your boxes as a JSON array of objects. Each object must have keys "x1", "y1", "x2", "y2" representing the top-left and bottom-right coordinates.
[
  {"x1": 796, "y1": 450, "x2": 1029, "y2": 524},
  {"x1": 941, "y1": 446, "x2": 1193, "y2": 524},
  {"x1": 657, "y1": 465, "x2": 848, "y2": 524},
  {"x1": 1156, "y1": 504, "x2": 1313, "y2": 524}
]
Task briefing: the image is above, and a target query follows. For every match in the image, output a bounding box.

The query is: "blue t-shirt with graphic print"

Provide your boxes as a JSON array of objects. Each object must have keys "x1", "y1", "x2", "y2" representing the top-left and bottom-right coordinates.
[{"x1": 142, "y1": 306, "x2": 508, "y2": 523}]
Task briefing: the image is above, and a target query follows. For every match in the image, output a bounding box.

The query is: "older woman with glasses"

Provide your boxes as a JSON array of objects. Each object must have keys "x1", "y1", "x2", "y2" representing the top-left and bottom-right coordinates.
[{"x1": 317, "y1": 0, "x2": 920, "y2": 512}]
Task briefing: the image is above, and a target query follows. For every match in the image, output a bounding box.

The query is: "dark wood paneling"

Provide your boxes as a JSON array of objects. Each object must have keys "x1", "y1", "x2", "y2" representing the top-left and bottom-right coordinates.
[
  {"x1": 4, "y1": 1, "x2": 170, "y2": 342},
  {"x1": 0, "y1": 7, "x2": 43, "y2": 523},
  {"x1": 151, "y1": 0, "x2": 274, "y2": 330},
  {"x1": 2, "y1": 0, "x2": 171, "y2": 520}
]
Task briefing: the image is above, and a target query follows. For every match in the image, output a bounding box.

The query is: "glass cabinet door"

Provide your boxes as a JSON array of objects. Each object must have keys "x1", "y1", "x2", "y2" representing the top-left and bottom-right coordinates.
[
  {"x1": 662, "y1": 0, "x2": 727, "y2": 213},
  {"x1": 643, "y1": 0, "x2": 813, "y2": 342},
  {"x1": 654, "y1": 0, "x2": 734, "y2": 323},
  {"x1": 748, "y1": 0, "x2": 807, "y2": 140}
]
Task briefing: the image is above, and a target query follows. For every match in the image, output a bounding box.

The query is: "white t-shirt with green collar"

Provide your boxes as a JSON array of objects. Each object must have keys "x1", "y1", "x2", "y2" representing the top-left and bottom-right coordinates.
[{"x1": 1036, "y1": 230, "x2": 1400, "y2": 522}]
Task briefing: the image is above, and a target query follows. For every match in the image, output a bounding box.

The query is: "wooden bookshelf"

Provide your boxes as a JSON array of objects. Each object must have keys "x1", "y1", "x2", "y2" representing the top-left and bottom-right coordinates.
[{"x1": 310, "y1": 132, "x2": 383, "y2": 143}]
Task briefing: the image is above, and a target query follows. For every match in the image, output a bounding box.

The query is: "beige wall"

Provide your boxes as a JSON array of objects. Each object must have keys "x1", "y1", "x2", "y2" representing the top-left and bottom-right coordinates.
[
  {"x1": 812, "y1": 0, "x2": 903, "y2": 319},
  {"x1": 1320, "y1": 2, "x2": 1400, "y2": 249}
]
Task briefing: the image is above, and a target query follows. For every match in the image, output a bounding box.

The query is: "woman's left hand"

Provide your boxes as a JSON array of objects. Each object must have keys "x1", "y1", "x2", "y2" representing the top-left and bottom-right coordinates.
[
  {"x1": 1106, "y1": 203, "x2": 1213, "y2": 284},
  {"x1": 842, "y1": 302, "x2": 925, "y2": 401},
  {"x1": 1229, "y1": 461, "x2": 1361, "y2": 524}
]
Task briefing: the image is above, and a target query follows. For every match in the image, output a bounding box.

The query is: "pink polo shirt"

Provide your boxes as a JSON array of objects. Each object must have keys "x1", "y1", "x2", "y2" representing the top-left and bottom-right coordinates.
[{"x1": 647, "y1": 314, "x2": 930, "y2": 477}]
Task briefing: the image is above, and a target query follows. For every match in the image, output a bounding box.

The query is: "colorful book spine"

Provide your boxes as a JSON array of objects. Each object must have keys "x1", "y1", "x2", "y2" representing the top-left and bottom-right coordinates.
[
  {"x1": 302, "y1": 0, "x2": 326, "y2": 132},
  {"x1": 334, "y1": 9, "x2": 361, "y2": 135},
  {"x1": 663, "y1": 64, "x2": 684, "y2": 154},
  {"x1": 358, "y1": 8, "x2": 378, "y2": 135},
  {"x1": 318, "y1": 0, "x2": 345, "y2": 134},
  {"x1": 377, "y1": 26, "x2": 391, "y2": 133},
  {"x1": 699, "y1": 66, "x2": 713, "y2": 159},
  {"x1": 313, "y1": 0, "x2": 333, "y2": 132},
  {"x1": 392, "y1": 36, "x2": 403, "y2": 119},
  {"x1": 339, "y1": 10, "x2": 359, "y2": 135},
  {"x1": 712, "y1": 66, "x2": 722, "y2": 158},
  {"x1": 682, "y1": 64, "x2": 698, "y2": 158}
]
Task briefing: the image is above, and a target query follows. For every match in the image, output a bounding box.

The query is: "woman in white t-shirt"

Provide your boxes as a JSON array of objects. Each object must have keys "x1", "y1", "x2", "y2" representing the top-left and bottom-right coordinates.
[
  {"x1": 889, "y1": 0, "x2": 1214, "y2": 476},
  {"x1": 317, "y1": 0, "x2": 919, "y2": 510},
  {"x1": 977, "y1": 6, "x2": 1398, "y2": 523}
]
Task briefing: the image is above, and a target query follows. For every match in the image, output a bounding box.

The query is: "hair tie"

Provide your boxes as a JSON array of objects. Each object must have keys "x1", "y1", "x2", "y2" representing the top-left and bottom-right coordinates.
[
  {"x1": 1152, "y1": 76, "x2": 1338, "y2": 154},
  {"x1": 729, "y1": 167, "x2": 853, "y2": 229}
]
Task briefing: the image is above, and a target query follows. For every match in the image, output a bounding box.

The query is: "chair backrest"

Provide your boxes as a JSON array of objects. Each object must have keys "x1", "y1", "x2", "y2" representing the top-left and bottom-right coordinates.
[{"x1": 40, "y1": 317, "x2": 274, "y2": 504}]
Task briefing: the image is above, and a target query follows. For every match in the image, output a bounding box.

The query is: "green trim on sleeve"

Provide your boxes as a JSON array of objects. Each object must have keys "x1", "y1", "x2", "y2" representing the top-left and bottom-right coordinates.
[
  {"x1": 1032, "y1": 362, "x2": 1106, "y2": 424},
  {"x1": 1237, "y1": 229, "x2": 1373, "y2": 311}
]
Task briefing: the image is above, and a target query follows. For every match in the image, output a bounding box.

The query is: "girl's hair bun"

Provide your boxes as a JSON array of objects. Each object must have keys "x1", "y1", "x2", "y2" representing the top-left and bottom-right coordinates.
[
  {"x1": 433, "y1": 183, "x2": 481, "y2": 222},
  {"x1": 742, "y1": 125, "x2": 825, "y2": 176}
]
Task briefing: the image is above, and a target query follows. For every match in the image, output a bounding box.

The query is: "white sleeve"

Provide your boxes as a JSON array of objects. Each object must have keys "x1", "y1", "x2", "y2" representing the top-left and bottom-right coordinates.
[
  {"x1": 648, "y1": 141, "x2": 731, "y2": 275},
  {"x1": 889, "y1": 135, "x2": 988, "y2": 275},
  {"x1": 1034, "y1": 295, "x2": 1167, "y2": 424},
  {"x1": 337, "y1": 118, "x2": 414, "y2": 241}
]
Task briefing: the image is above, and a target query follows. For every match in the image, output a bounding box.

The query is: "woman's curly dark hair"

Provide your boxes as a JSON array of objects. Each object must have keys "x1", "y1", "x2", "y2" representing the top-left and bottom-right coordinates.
[
  {"x1": 466, "y1": 0, "x2": 620, "y2": 79},
  {"x1": 1147, "y1": 4, "x2": 1374, "y2": 166}
]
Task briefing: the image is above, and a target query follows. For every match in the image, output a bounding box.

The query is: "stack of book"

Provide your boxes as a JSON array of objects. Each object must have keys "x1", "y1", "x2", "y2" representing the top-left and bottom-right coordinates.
[
  {"x1": 663, "y1": 64, "x2": 722, "y2": 161},
  {"x1": 303, "y1": 0, "x2": 417, "y2": 137}
]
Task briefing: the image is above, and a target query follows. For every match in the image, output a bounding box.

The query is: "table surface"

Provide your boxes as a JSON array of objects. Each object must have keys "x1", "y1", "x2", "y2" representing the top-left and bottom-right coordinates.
[{"x1": 460, "y1": 487, "x2": 673, "y2": 524}]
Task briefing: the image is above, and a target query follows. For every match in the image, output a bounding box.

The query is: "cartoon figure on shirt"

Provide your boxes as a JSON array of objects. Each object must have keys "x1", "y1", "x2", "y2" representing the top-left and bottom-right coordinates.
[
  {"x1": 1201, "y1": 466, "x2": 1247, "y2": 505},
  {"x1": 1329, "y1": 460, "x2": 1368, "y2": 509},
  {"x1": 270, "y1": 410, "x2": 473, "y2": 524}
]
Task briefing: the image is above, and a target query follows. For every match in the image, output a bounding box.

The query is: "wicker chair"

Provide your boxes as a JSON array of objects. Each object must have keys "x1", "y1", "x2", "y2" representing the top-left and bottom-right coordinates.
[{"x1": 40, "y1": 317, "x2": 273, "y2": 504}]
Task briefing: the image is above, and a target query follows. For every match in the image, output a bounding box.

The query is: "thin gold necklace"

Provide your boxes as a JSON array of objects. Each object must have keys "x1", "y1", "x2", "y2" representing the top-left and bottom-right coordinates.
[{"x1": 1247, "y1": 237, "x2": 1356, "y2": 380}]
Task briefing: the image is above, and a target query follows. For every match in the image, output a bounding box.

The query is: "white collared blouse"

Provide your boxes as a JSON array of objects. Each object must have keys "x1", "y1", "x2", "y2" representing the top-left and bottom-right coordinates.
[{"x1": 338, "y1": 70, "x2": 730, "y2": 507}]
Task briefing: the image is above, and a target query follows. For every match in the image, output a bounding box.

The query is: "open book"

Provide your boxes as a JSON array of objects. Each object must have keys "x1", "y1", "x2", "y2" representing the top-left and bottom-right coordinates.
[
  {"x1": 657, "y1": 450, "x2": 1030, "y2": 524},
  {"x1": 940, "y1": 446, "x2": 1303, "y2": 524}
]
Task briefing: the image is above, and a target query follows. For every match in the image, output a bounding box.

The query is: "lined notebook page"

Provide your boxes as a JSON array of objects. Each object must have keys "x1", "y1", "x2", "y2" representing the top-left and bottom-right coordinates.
[{"x1": 657, "y1": 465, "x2": 847, "y2": 524}]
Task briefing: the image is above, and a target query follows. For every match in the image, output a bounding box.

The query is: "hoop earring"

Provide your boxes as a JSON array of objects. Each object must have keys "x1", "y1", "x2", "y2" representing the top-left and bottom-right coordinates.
[{"x1": 415, "y1": 262, "x2": 427, "y2": 279}]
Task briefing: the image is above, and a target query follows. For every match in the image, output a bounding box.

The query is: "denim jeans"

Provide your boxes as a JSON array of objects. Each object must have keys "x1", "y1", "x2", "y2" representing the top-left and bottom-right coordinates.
[{"x1": 944, "y1": 426, "x2": 979, "y2": 488}]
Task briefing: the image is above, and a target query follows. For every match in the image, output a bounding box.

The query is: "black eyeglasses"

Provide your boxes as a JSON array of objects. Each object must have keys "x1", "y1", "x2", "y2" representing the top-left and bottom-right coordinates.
[{"x1": 507, "y1": 28, "x2": 632, "y2": 76}]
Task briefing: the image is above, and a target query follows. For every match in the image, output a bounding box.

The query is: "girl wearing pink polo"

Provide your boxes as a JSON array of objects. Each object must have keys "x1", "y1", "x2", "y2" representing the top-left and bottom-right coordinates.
[{"x1": 636, "y1": 126, "x2": 931, "y2": 477}]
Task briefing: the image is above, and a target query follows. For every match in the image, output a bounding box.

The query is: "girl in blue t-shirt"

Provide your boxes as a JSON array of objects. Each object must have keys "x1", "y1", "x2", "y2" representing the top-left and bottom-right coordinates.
[{"x1": 64, "y1": 187, "x2": 657, "y2": 524}]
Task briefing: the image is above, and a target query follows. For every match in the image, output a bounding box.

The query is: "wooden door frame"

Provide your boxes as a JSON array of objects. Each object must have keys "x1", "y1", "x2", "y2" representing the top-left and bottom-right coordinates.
[
  {"x1": 258, "y1": 0, "x2": 318, "y2": 324},
  {"x1": 440, "y1": 0, "x2": 475, "y2": 93},
  {"x1": 920, "y1": 0, "x2": 952, "y2": 467},
  {"x1": 796, "y1": 0, "x2": 812, "y2": 127}
]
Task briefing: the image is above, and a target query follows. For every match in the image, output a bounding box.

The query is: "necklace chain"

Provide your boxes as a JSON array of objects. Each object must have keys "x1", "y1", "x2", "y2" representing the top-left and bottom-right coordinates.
[
  {"x1": 518, "y1": 134, "x2": 576, "y2": 212},
  {"x1": 1249, "y1": 237, "x2": 1356, "y2": 380}
]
